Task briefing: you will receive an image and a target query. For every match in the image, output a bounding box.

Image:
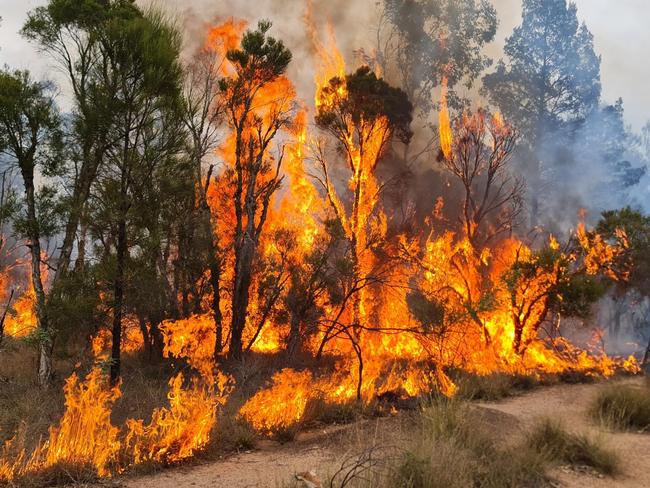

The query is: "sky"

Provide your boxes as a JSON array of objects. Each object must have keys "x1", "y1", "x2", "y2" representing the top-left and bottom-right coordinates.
[{"x1": 0, "y1": 0, "x2": 649, "y2": 130}]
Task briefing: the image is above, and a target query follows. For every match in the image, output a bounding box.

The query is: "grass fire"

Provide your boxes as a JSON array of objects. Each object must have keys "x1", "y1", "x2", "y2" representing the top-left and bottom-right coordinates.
[{"x1": 1, "y1": 0, "x2": 650, "y2": 486}]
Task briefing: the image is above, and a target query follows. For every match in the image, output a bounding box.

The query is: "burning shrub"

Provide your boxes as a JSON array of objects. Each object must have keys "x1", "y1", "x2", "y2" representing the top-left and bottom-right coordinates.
[{"x1": 239, "y1": 368, "x2": 314, "y2": 438}]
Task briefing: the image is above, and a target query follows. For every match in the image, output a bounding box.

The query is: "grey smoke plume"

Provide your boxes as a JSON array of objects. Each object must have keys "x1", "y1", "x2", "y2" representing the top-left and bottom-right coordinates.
[{"x1": 145, "y1": 0, "x2": 382, "y2": 108}]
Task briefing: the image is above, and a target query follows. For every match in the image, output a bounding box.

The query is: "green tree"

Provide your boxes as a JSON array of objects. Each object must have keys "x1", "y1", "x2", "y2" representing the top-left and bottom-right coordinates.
[
  {"x1": 22, "y1": 0, "x2": 141, "y2": 285},
  {"x1": 0, "y1": 69, "x2": 62, "y2": 386},
  {"x1": 83, "y1": 8, "x2": 185, "y2": 383},
  {"x1": 382, "y1": 0, "x2": 497, "y2": 114},
  {"x1": 482, "y1": 0, "x2": 601, "y2": 220}
]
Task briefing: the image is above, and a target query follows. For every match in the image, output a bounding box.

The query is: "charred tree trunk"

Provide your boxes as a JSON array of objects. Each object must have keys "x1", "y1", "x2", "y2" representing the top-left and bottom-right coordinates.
[
  {"x1": 287, "y1": 312, "x2": 302, "y2": 358},
  {"x1": 0, "y1": 290, "x2": 15, "y2": 348},
  {"x1": 229, "y1": 234, "x2": 255, "y2": 361},
  {"x1": 138, "y1": 313, "x2": 152, "y2": 359},
  {"x1": 210, "y1": 253, "x2": 223, "y2": 357}
]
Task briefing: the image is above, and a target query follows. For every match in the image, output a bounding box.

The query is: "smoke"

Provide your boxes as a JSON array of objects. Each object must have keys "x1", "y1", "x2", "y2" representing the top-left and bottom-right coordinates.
[
  {"x1": 144, "y1": 0, "x2": 650, "y2": 231},
  {"x1": 143, "y1": 0, "x2": 381, "y2": 109}
]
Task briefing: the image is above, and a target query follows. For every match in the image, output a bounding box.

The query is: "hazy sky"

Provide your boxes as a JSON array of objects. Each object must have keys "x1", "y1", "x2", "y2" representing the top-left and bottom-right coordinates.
[{"x1": 1, "y1": 0, "x2": 649, "y2": 130}]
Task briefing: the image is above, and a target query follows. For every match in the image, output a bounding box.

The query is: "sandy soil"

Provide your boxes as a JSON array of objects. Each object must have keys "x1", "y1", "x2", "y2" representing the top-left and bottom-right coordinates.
[
  {"x1": 111, "y1": 377, "x2": 650, "y2": 488},
  {"x1": 479, "y1": 377, "x2": 650, "y2": 488}
]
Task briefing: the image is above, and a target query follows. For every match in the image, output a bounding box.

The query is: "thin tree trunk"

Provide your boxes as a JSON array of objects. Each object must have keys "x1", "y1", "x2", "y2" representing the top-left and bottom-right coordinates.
[
  {"x1": 229, "y1": 236, "x2": 255, "y2": 361},
  {"x1": 110, "y1": 214, "x2": 127, "y2": 386},
  {"x1": 23, "y1": 171, "x2": 52, "y2": 387}
]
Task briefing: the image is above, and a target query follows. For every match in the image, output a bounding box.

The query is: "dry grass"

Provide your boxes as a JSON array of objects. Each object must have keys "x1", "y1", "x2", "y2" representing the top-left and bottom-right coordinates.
[
  {"x1": 589, "y1": 384, "x2": 650, "y2": 432},
  {"x1": 528, "y1": 418, "x2": 620, "y2": 475},
  {"x1": 317, "y1": 398, "x2": 549, "y2": 488},
  {"x1": 454, "y1": 371, "x2": 541, "y2": 401}
]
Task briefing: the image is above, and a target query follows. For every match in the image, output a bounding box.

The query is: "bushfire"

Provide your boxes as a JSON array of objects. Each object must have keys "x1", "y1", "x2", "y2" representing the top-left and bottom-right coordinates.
[{"x1": 0, "y1": 14, "x2": 641, "y2": 484}]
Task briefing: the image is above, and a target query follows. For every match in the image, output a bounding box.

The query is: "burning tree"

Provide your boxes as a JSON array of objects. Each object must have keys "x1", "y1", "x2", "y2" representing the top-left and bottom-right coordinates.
[
  {"x1": 315, "y1": 66, "x2": 412, "y2": 329},
  {"x1": 500, "y1": 229, "x2": 624, "y2": 357},
  {"x1": 0, "y1": 69, "x2": 61, "y2": 386},
  {"x1": 438, "y1": 107, "x2": 524, "y2": 250},
  {"x1": 219, "y1": 20, "x2": 294, "y2": 361},
  {"x1": 313, "y1": 66, "x2": 413, "y2": 399}
]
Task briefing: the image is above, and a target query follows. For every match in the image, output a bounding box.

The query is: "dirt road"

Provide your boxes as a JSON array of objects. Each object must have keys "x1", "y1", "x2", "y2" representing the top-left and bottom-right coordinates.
[{"x1": 116, "y1": 377, "x2": 650, "y2": 488}]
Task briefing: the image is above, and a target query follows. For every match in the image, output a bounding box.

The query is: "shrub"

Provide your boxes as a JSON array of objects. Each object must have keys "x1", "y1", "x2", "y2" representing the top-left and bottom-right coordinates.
[
  {"x1": 590, "y1": 385, "x2": 650, "y2": 431},
  {"x1": 529, "y1": 418, "x2": 620, "y2": 475}
]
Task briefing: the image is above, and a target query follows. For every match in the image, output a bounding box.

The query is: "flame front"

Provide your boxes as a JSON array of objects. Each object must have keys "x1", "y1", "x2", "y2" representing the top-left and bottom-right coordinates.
[{"x1": 0, "y1": 15, "x2": 640, "y2": 482}]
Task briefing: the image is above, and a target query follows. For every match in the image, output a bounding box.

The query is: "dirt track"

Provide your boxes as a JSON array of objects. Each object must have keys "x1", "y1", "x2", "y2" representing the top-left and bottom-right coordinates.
[{"x1": 114, "y1": 377, "x2": 650, "y2": 488}]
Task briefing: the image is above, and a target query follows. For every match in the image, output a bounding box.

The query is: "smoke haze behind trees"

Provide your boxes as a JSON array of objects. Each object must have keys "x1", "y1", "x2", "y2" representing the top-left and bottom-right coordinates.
[{"x1": 1, "y1": 0, "x2": 649, "y2": 225}]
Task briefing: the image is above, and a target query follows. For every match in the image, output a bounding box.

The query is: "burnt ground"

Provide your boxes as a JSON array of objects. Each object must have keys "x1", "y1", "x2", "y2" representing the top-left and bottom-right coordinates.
[{"x1": 95, "y1": 377, "x2": 650, "y2": 488}]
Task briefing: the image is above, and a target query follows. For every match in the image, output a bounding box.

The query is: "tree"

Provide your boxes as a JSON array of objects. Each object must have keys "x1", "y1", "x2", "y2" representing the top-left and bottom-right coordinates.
[
  {"x1": 316, "y1": 66, "x2": 412, "y2": 329},
  {"x1": 381, "y1": 0, "x2": 497, "y2": 115},
  {"x1": 181, "y1": 21, "x2": 235, "y2": 358},
  {"x1": 596, "y1": 208, "x2": 650, "y2": 353},
  {"x1": 482, "y1": 0, "x2": 601, "y2": 220},
  {"x1": 502, "y1": 225, "x2": 625, "y2": 356},
  {"x1": 220, "y1": 20, "x2": 294, "y2": 361},
  {"x1": 22, "y1": 0, "x2": 139, "y2": 285},
  {"x1": 0, "y1": 69, "x2": 61, "y2": 386},
  {"x1": 84, "y1": 8, "x2": 185, "y2": 384},
  {"x1": 315, "y1": 66, "x2": 413, "y2": 399},
  {"x1": 437, "y1": 109, "x2": 524, "y2": 250}
]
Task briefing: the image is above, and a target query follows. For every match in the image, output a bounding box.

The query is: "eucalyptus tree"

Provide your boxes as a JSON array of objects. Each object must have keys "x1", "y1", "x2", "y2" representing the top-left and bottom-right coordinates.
[
  {"x1": 219, "y1": 21, "x2": 294, "y2": 361},
  {"x1": 0, "y1": 69, "x2": 62, "y2": 386}
]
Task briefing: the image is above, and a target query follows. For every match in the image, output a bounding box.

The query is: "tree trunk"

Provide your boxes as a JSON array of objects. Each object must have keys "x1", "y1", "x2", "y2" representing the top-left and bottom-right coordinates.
[
  {"x1": 229, "y1": 235, "x2": 255, "y2": 361},
  {"x1": 22, "y1": 171, "x2": 52, "y2": 387},
  {"x1": 138, "y1": 313, "x2": 152, "y2": 359},
  {"x1": 110, "y1": 216, "x2": 127, "y2": 386},
  {"x1": 287, "y1": 312, "x2": 302, "y2": 358},
  {"x1": 210, "y1": 254, "x2": 223, "y2": 358}
]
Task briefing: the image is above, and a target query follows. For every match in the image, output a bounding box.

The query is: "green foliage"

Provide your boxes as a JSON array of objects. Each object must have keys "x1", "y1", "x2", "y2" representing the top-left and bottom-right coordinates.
[
  {"x1": 597, "y1": 207, "x2": 650, "y2": 296},
  {"x1": 483, "y1": 0, "x2": 601, "y2": 139},
  {"x1": 220, "y1": 20, "x2": 292, "y2": 93},
  {"x1": 0, "y1": 69, "x2": 62, "y2": 173},
  {"x1": 502, "y1": 241, "x2": 606, "y2": 320},
  {"x1": 554, "y1": 273, "x2": 605, "y2": 317}
]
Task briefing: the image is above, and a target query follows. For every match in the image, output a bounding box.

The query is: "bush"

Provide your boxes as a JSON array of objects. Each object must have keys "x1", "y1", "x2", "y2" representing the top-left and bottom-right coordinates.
[
  {"x1": 389, "y1": 399, "x2": 548, "y2": 488},
  {"x1": 590, "y1": 385, "x2": 650, "y2": 431},
  {"x1": 454, "y1": 372, "x2": 540, "y2": 401},
  {"x1": 529, "y1": 419, "x2": 620, "y2": 475}
]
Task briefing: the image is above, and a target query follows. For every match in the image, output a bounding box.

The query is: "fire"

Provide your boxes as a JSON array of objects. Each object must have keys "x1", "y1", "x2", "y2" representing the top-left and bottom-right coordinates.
[
  {"x1": 125, "y1": 372, "x2": 230, "y2": 465},
  {"x1": 1, "y1": 15, "x2": 642, "y2": 482},
  {"x1": 239, "y1": 369, "x2": 313, "y2": 434},
  {"x1": 438, "y1": 76, "x2": 453, "y2": 160},
  {"x1": 0, "y1": 369, "x2": 121, "y2": 480},
  {"x1": 0, "y1": 258, "x2": 47, "y2": 338}
]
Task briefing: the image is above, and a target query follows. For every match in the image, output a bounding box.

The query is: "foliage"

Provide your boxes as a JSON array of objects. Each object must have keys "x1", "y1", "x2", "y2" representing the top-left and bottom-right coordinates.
[
  {"x1": 483, "y1": 0, "x2": 601, "y2": 139},
  {"x1": 597, "y1": 207, "x2": 650, "y2": 296},
  {"x1": 382, "y1": 0, "x2": 497, "y2": 113}
]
